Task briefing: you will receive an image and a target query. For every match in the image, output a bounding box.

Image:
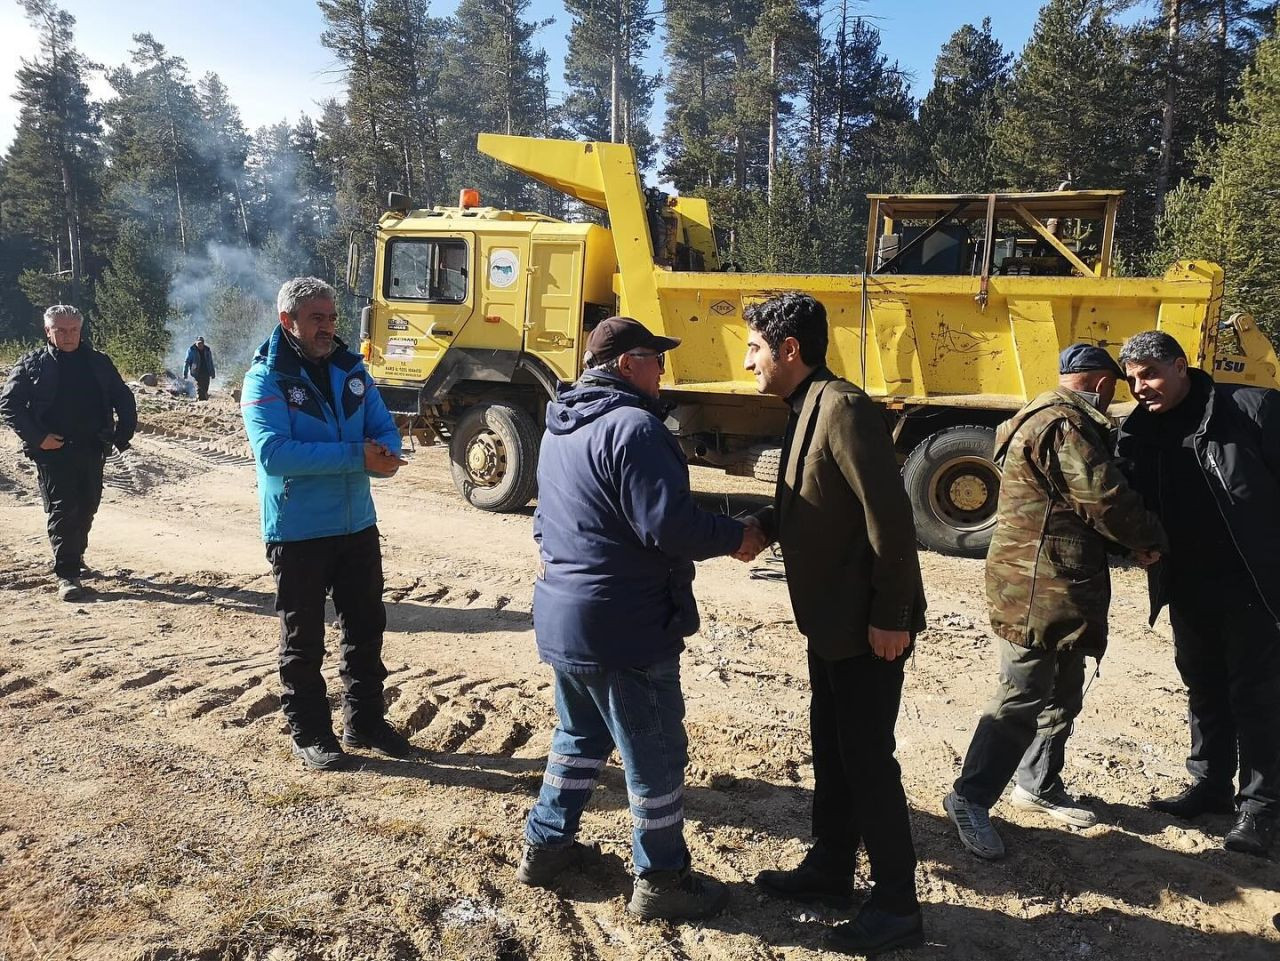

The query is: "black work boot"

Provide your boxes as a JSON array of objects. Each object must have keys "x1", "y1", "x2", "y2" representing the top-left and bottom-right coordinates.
[
  {"x1": 827, "y1": 904, "x2": 924, "y2": 956},
  {"x1": 342, "y1": 719, "x2": 415, "y2": 759},
  {"x1": 515, "y1": 841, "x2": 600, "y2": 887},
  {"x1": 628, "y1": 866, "x2": 729, "y2": 921},
  {"x1": 1148, "y1": 781, "x2": 1235, "y2": 820},
  {"x1": 291, "y1": 734, "x2": 350, "y2": 771},
  {"x1": 755, "y1": 844, "x2": 854, "y2": 904},
  {"x1": 1224, "y1": 810, "x2": 1275, "y2": 857}
]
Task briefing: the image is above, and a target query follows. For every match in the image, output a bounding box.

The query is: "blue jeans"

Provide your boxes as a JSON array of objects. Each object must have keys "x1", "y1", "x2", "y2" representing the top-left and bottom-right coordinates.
[{"x1": 524, "y1": 656, "x2": 690, "y2": 875}]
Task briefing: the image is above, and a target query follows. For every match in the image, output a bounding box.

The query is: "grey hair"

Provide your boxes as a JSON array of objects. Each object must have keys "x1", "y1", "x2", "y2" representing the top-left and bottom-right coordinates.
[
  {"x1": 276, "y1": 277, "x2": 337, "y2": 317},
  {"x1": 43, "y1": 305, "x2": 83, "y2": 327},
  {"x1": 1118, "y1": 331, "x2": 1187, "y2": 367}
]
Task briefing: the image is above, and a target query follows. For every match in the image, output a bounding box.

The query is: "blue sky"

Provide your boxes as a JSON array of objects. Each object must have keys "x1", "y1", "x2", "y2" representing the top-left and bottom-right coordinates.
[{"x1": 0, "y1": 0, "x2": 1049, "y2": 153}]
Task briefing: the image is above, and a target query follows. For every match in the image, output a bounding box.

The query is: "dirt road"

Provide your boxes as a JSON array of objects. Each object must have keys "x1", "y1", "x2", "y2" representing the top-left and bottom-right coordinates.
[{"x1": 0, "y1": 389, "x2": 1276, "y2": 960}]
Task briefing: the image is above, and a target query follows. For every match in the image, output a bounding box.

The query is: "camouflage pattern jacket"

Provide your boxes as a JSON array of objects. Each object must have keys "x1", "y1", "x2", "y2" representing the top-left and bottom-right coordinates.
[{"x1": 986, "y1": 388, "x2": 1167, "y2": 656}]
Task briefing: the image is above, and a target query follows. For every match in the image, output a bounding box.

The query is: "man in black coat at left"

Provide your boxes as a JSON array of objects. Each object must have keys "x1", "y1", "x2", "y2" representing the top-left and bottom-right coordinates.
[{"x1": 0, "y1": 305, "x2": 136, "y2": 601}]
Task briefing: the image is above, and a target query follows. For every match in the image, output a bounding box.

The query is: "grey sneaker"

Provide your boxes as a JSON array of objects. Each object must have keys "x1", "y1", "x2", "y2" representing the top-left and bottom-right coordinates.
[
  {"x1": 944, "y1": 790, "x2": 1006, "y2": 860},
  {"x1": 515, "y1": 840, "x2": 600, "y2": 887},
  {"x1": 1010, "y1": 784, "x2": 1097, "y2": 828},
  {"x1": 628, "y1": 867, "x2": 729, "y2": 921},
  {"x1": 57, "y1": 577, "x2": 84, "y2": 602}
]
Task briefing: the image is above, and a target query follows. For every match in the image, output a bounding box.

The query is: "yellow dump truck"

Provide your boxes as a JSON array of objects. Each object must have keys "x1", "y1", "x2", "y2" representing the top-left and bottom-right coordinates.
[{"x1": 349, "y1": 134, "x2": 1280, "y2": 557}]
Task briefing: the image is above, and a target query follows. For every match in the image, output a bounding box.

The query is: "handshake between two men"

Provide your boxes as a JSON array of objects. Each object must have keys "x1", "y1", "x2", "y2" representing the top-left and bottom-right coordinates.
[{"x1": 726, "y1": 513, "x2": 913, "y2": 663}]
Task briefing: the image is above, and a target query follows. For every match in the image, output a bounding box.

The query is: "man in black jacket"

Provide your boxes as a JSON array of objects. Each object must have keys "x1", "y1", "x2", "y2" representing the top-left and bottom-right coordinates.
[
  {"x1": 0, "y1": 306, "x2": 137, "y2": 601},
  {"x1": 1117, "y1": 330, "x2": 1280, "y2": 856}
]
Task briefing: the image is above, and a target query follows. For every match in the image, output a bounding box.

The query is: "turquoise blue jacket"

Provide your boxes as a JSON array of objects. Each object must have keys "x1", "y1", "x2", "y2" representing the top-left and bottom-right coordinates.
[{"x1": 241, "y1": 326, "x2": 400, "y2": 543}]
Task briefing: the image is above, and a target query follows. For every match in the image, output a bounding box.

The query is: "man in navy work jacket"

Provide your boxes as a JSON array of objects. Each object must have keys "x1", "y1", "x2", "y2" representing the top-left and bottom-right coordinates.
[
  {"x1": 241, "y1": 277, "x2": 411, "y2": 772},
  {"x1": 517, "y1": 316, "x2": 766, "y2": 921},
  {"x1": 183, "y1": 335, "x2": 215, "y2": 400},
  {"x1": 0, "y1": 305, "x2": 136, "y2": 602}
]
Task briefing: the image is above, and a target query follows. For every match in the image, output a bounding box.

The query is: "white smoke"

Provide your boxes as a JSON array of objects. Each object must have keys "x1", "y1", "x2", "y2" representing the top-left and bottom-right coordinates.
[{"x1": 166, "y1": 242, "x2": 282, "y2": 387}]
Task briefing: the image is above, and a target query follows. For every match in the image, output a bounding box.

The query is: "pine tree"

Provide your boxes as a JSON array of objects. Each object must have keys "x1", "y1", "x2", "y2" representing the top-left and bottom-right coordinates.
[
  {"x1": 437, "y1": 0, "x2": 555, "y2": 207},
  {"x1": 562, "y1": 0, "x2": 660, "y2": 168},
  {"x1": 196, "y1": 73, "x2": 251, "y2": 244},
  {"x1": 2, "y1": 0, "x2": 104, "y2": 310},
  {"x1": 104, "y1": 34, "x2": 213, "y2": 254},
  {"x1": 995, "y1": 0, "x2": 1158, "y2": 250},
  {"x1": 1136, "y1": 0, "x2": 1275, "y2": 215},
  {"x1": 93, "y1": 220, "x2": 171, "y2": 374},
  {"x1": 661, "y1": 0, "x2": 741, "y2": 193},
  {"x1": 369, "y1": 0, "x2": 449, "y2": 204},
  {"x1": 1148, "y1": 16, "x2": 1280, "y2": 338},
  {"x1": 914, "y1": 18, "x2": 1010, "y2": 191}
]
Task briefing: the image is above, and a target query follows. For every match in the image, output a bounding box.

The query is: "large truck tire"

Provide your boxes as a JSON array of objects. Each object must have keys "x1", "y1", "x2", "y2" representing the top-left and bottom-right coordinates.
[
  {"x1": 449, "y1": 403, "x2": 540, "y2": 512},
  {"x1": 901, "y1": 425, "x2": 1000, "y2": 558}
]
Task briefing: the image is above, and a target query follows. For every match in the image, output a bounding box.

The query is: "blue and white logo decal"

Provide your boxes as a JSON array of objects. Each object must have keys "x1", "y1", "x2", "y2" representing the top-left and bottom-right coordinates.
[
  {"x1": 348, "y1": 377, "x2": 366, "y2": 397},
  {"x1": 287, "y1": 386, "x2": 309, "y2": 406}
]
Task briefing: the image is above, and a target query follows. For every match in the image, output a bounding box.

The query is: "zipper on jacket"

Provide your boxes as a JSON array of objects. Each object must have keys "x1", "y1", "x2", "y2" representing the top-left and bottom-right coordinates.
[
  {"x1": 293, "y1": 365, "x2": 354, "y2": 535},
  {"x1": 1200, "y1": 446, "x2": 1279, "y2": 624}
]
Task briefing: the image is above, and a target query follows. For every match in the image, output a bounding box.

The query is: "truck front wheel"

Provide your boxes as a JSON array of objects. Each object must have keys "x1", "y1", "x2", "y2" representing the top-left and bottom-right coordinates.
[
  {"x1": 449, "y1": 403, "x2": 540, "y2": 512},
  {"x1": 902, "y1": 425, "x2": 1000, "y2": 558}
]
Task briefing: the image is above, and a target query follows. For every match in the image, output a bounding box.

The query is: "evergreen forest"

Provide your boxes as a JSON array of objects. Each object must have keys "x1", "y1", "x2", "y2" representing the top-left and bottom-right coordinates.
[{"x1": 2, "y1": 0, "x2": 1279, "y2": 377}]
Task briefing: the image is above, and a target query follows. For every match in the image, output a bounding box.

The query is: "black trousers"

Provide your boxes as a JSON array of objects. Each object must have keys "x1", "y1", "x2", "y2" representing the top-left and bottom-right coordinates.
[
  {"x1": 1169, "y1": 586, "x2": 1280, "y2": 816},
  {"x1": 809, "y1": 650, "x2": 919, "y2": 914},
  {"x1": 35, "y1": 444, "x2": 105, "y2": 580},
  {"x1": 195, "y1": 375, "x2": 210, "y2": 401},
  {"x1": 266, "y1": 525, "x2": 389, "y2": 742}
]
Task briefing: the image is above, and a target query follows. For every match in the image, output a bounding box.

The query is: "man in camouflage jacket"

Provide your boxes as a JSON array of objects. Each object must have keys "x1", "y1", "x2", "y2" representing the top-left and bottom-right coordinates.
[{"x1": 944, "y1": 344, "x2": 1167, "y2": 861}]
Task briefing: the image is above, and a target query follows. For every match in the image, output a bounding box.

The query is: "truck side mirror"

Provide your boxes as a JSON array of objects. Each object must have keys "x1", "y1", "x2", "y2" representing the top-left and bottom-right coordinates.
[{"x1": 346, "y1": 240, "x2": 361, "y2": 294}]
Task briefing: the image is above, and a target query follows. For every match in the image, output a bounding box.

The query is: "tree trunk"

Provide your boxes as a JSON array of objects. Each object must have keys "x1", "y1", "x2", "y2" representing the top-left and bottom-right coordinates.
[
  {"x1": 1216, "y1": 0, "x2": 1229, "y2": 125},
  {"x1": 60, "y1": 156, "x2": 81, "y2": 305},
  {"x1": 768, "y1": 32, "x2": 779, "y2": 204},
  {"x1": 162, "y1": 83, "x2": 188, "y2": 254},
  {"x1": 233, "y1": 177, "x2": 250, "y2": 242},
  {"x1": 1155, "y1": 0, "x2": 1181, "y2": 218}
]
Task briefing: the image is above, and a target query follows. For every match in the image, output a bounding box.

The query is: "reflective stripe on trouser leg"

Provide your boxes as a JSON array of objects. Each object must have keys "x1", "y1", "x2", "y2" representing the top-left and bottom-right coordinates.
[
  {"x1": 544, "y1": 751, "x2": 606, "y2": 792},
  {"x1": 524, "y1": 751, "x2": 608, "y2": 846},
  {"x1": 629, "y1": 784, "x2": 684, "y2": 831},
  {"x1": 523, "y1": 669, "x2": 614, "y2": 849}
]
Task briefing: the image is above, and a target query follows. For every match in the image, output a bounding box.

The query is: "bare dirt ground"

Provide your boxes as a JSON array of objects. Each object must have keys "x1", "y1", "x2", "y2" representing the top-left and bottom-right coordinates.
[{"x1": 0, "y1": 385, "x2": 1277, "y2": 961}]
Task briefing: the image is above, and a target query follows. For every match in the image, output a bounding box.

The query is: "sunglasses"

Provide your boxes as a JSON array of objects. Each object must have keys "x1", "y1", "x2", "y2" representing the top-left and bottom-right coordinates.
[{"x1": 626, "y1": 350, "x2": 666, "y2": 371}]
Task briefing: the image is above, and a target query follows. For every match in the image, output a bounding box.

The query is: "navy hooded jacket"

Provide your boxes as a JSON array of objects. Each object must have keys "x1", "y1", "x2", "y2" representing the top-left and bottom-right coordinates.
[{"x1": 532, "y1": 371, "x2": 744, "y2": 673}]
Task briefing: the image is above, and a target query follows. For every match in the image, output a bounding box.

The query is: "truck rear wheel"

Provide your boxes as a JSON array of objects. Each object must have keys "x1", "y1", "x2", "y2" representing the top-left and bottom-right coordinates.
[
  {"x1": 449, "y1": 403, "x2": 540, "y2": 512},
  {"x1": 902, "y1": 425, "x2": 1000, "y2": 558}
]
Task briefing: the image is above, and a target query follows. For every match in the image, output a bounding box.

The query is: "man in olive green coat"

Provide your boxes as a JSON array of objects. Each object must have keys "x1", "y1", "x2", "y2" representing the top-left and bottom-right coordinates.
[
  {"x1": 944, "y1": 344, "x2": 1167, "y2": 861},
  {"x1": 738, "y1": 293, "x2": 927, "y2": 957}
]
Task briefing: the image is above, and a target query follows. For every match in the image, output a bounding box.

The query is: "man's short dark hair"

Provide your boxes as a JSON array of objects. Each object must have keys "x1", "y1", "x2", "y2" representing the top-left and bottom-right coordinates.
[
  {"x1": 744, "y1": 292, "x2": 828, "y2": 366},
  {"x1": 1119, "y1": 330, "x2": 1187, "y2": 367}
]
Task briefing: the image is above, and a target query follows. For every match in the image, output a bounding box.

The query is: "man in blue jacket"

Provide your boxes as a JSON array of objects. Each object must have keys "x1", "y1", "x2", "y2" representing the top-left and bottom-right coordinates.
[
  {"x1": 183, "y1": 336, "x2": 215, "y2": 400},
  {"x1": 516, "y1": 316, "x2": 765, "y2": 921},
  {"x1": 241, "y1": 277, "x2": 411, "y2": 772}
]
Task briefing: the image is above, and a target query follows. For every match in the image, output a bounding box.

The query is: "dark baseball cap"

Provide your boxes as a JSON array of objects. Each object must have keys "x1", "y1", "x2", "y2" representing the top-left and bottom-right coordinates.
[
  {"x1": 583, "y1": 316, "x2": 680, "y2": 367},
  {"x1": 1059, "y1": 343, "x2": 1123, "y2": 377}
]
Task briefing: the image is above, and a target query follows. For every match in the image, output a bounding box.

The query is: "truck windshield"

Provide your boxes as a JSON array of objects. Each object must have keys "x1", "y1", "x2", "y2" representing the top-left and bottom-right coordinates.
[{"x1": 385, "y1": 238, "x2": 468, "y2": 303}]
